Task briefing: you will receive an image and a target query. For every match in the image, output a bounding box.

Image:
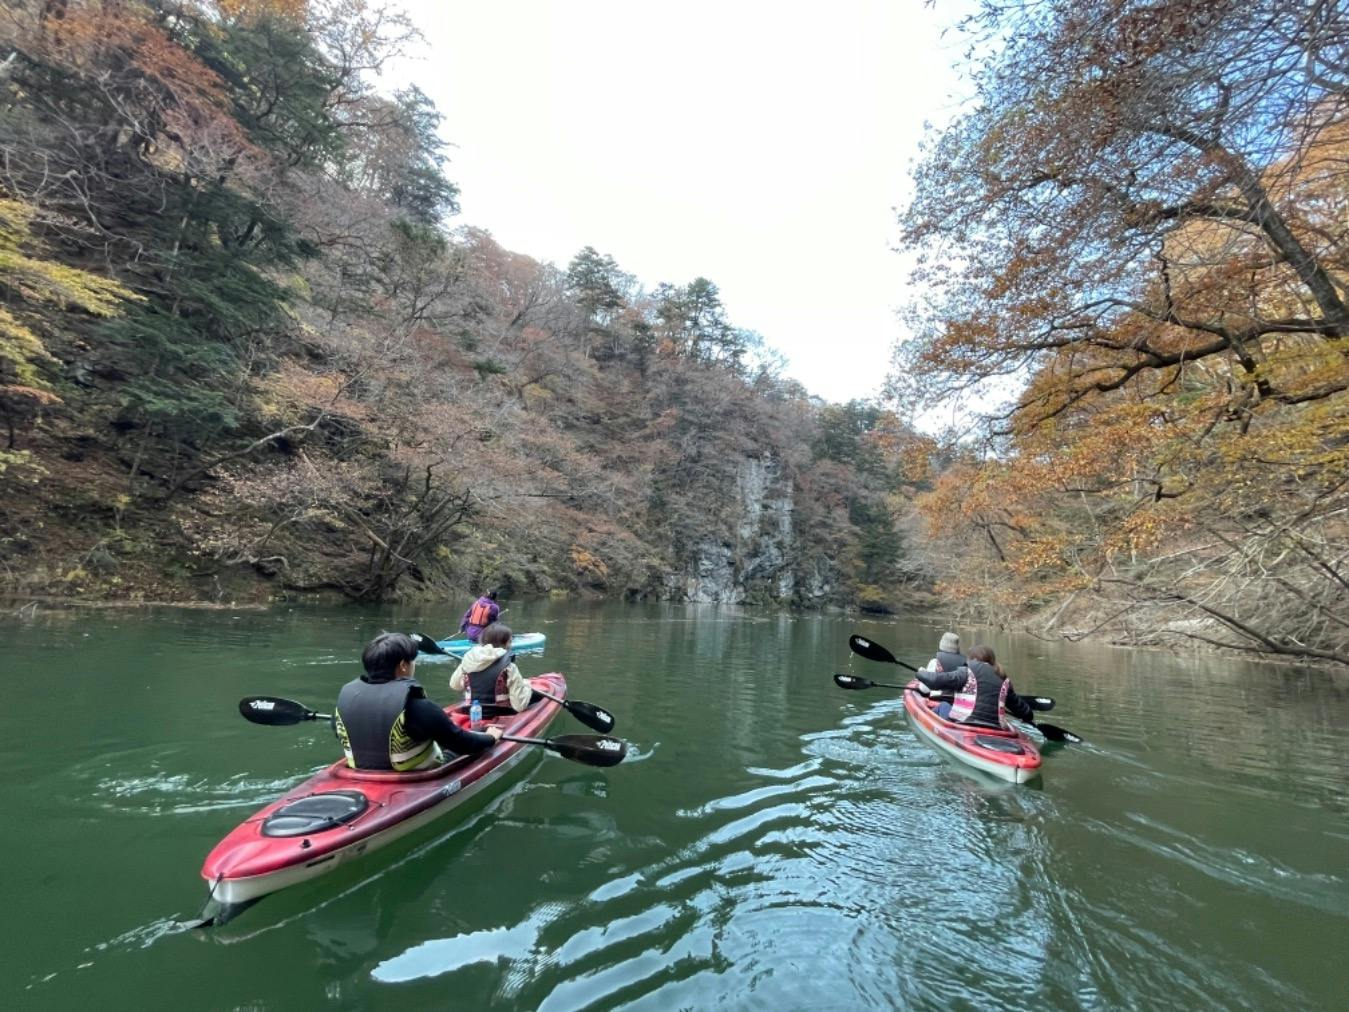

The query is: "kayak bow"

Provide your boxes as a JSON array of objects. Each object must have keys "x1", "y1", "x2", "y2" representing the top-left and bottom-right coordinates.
[{"x1": 197, "y1": 673, "x2": 566, "y2": 925}]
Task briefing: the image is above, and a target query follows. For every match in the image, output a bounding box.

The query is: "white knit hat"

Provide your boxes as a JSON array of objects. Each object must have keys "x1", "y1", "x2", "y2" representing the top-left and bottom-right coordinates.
[{"x1": 939, "y1": 631, "x2": 961, "y2": 653}]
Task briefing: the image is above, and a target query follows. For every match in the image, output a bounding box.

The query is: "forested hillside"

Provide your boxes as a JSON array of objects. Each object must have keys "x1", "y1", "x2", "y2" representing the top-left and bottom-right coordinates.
[
  {"x1": 0, "y1": 1, "x2": 917, "y2": 608},
  {"x1": 891, "y1": 0, "x2": 1349, "y2": 667}
]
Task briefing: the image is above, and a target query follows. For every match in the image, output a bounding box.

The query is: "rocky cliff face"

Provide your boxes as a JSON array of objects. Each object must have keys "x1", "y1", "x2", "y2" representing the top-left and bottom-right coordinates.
[{"x1": 669, "y1": 455, "x2": 832, "y2": 604}]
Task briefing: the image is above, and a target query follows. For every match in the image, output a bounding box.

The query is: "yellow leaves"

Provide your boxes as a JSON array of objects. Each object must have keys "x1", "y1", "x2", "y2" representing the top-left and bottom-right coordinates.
[
  {"x1": 0, "y1": 449, "x2": 46, "y2": 478},
  {"x1": 570, "y1": 546, "x2": 608, "y2": 580},
  {"x1": 0, "y1": 307, "x2": 53, "y2": 385},
  {"x1": 213, "y1": 0, "x2": 308, "y2": 24},
  {"x1": 1102, "y1": 508, "x2": 1174, "y2": 560},
  {"x1": 0, "y1": 198, "x2": 139, "y2": 386},
  {"x1": 1008, "y1": 534, "x2": 1071, "y2": 576}
]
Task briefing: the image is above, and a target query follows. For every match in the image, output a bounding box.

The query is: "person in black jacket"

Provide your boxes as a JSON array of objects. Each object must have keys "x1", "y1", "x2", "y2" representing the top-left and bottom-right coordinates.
[
  {"x1": 335, "y1": 632, "x2": 503, "y2": 771},
  {"x1": 914, "y1": 645, "x2": 1035, "y2": 730},
  {"x1": 925, "y1": 630, "x2": 967, "y2": 673}
]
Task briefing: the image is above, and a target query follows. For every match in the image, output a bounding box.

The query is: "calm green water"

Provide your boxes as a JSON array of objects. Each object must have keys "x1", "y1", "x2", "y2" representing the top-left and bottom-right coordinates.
[{"x1": 3, "y1": 600, "x2": 1347, "y2": 1010}]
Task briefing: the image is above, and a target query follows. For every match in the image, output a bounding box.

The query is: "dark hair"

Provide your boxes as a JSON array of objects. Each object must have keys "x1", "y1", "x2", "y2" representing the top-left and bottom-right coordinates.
[
  {"x1": 486, "y1": 589, "x2": 498, "y2": 600},
  {"x1": 362, "y1": 632, "x2": 418, "y2": 678},
  {"x1": 967, "y1": 645, "x2": 997, "y2": 664},
  {"x1": 480, "y1": 622, "x2": 512, "y2": 648}
]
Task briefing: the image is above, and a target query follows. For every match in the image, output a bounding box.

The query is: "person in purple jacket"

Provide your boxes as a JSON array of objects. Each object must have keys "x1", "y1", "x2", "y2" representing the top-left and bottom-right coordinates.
[{"x1": 458, "y1": 589, "x2": 500, "y2": 643}]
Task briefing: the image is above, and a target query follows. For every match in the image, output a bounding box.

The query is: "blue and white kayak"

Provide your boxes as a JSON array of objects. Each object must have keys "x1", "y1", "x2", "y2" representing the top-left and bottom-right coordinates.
[{"x1": 428, "y1": 631, "x2": 547, "y2": 660}]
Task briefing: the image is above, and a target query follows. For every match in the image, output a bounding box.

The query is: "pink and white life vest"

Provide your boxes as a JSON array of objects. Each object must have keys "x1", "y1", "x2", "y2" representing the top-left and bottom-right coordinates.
[{"x1": 948, "y1": 670, "x2": 1009, "y2": 728}]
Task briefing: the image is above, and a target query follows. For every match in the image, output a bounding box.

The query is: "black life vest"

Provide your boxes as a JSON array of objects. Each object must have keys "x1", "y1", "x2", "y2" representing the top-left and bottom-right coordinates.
[
  {"x1": 334, "y1": 676, "x2": 436, "y2": 771},
  {"x1": 934, "y1": 650, "x2": 967, "y2": 672},
  {"x1": 466, "y1": 651, "x2": 517, "y2": 706},
  {"x1": 466, "y1": 598, "x2": 496, "y2": 628}
]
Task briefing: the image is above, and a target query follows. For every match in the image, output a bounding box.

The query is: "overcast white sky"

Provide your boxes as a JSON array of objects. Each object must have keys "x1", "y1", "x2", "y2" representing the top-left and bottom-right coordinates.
[{"x1": 387, "y1": 1, "x2": 968, "y2": 404}]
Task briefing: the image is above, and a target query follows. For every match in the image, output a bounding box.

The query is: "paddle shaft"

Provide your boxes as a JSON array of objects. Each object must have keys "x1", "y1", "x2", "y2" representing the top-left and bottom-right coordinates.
[
  {"x1": 239, "y1": 696, "x2": 629, "y2": 764},
  {"x1": 872, "y1": 678, "x2": 920, "y2": 691},
  {"x1": 532, "y1": 687, "x2": 616, "y2": 733}
]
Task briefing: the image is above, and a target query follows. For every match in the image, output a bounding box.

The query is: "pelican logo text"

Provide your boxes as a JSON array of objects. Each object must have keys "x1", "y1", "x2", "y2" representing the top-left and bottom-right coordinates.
[
  {"x1": 250, "y1": 700, "x2": 275, "y2": 711},
  {"x1": 596, "y1": 711, "x2": 612, "y2": 723},
  {"x1": 596, "y1": 739, "x2": 623, "y2": 752}
]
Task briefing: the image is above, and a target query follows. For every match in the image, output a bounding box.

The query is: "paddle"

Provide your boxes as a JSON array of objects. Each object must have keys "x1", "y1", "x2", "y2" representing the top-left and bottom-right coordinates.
[
  {"x1": 531, "y1": 688, "x2": 615, "y2": 734},
  {"x1": 832, "y1": 674, "x2": 1086, "y2": 744},
  {"x1": 502, "y1": 733, "x2": 627, "y2": 767},
  {"x1": 1028, "y1": 722, "x2": 1082, "y2": 744},
  {"x1": 239, "y1": 696, "x2": 329, "y2": 725},
  {"x1": 848, "y1": 633, "x2": 922, "y2": 671},
  {"x1": 412, "y1": 632, "x2": 451, "y2": 656},
  {"x1": 412, "y1": 632, "x2": 616, "y2": 733},
  {"x1": 237, "y1": 696, "x2": 628, "y2": 765},
  {"x1": 847, "y1": 633, "x2": 1055, "y2": 711},
  {"x1": 834, "y1": 673, "x2": 917, "y2": 692}
]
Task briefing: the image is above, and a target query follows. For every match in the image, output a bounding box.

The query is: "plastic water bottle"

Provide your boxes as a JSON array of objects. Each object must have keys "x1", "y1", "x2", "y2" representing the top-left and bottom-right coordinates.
[{"x1": 469, "y1": 698, "x2": 482, "y2": 731}]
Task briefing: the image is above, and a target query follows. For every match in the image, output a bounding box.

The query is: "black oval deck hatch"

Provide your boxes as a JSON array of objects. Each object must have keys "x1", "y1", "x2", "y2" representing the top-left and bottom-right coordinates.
[{"x1": 262, "y1": 790, "x2": 369, "y2": 837}]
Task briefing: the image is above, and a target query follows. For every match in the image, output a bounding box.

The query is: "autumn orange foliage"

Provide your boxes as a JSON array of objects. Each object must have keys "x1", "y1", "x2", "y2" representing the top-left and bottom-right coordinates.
[{"x1": 896, "y1": 0, "x2": 1349, "y2": 666}]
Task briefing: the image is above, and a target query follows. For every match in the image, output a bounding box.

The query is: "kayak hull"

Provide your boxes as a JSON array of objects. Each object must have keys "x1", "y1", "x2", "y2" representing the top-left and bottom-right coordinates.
[
  {"x1": 199, "y1": 673, "x2": 565, "y2": 919},
  {"x1": 902, "y1": 680, "x2": 1042, "y2": 783},
  {"x1": 432, "y1": 631, "x2": 547, "y2": 659}
]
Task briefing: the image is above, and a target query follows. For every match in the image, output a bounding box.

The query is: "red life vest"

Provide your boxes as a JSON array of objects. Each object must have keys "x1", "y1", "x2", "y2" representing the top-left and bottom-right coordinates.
[{"x1": 466, "y1": 598, "x2": 495, "y2": 628}]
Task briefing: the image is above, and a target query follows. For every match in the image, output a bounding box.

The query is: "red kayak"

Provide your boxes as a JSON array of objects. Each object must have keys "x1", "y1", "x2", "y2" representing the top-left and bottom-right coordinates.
[
  {"x1": 198, "y1": 673, "x2": 566, "y2": 924},
  {"x1": 903, "y1": 679, "x2": 1042, "y2": 783}
]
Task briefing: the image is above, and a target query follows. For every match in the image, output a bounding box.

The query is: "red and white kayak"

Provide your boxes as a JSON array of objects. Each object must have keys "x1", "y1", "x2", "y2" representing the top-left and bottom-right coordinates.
[
  {"x1": 903, "y1": 680, "x2": 1042, "y2": 783},
  {"x1": 198, "y1": 673, "x2": 566, "y2": 924}
]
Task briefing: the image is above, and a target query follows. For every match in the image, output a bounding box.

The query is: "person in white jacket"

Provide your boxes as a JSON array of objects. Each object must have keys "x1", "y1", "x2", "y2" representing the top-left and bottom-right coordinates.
[{"x1": 449, "y1": 623, "x2": 535, "y2": 712}]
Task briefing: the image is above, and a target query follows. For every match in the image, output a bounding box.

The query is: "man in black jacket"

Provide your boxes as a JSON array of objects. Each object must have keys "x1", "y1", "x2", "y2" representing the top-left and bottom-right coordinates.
[{"x1": 335, "y1": 632, "x2": 503, "y2": 771}]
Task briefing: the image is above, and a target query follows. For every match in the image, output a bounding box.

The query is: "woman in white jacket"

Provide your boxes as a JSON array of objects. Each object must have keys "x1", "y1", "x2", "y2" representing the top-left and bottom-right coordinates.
[{"x1": 449, "y1": 623, "x2": 536, "y2": 712}]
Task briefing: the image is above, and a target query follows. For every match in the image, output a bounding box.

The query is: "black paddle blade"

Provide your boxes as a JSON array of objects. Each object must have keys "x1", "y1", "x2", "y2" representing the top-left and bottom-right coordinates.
[
  {"x1": 548, "y1": 734, "x2": 627, "y2": 767},
  {"x1": 1036, "y1": 722, "x2": 1082, "y2": 744},
  {"x1": 848, "y1": 634, "x2": 900, "y2": 665},
  {"x1": 834, "y1": 673, "x2": 876, "y2": 691},
  {"x1": 412, "y1": 632, "x2": 450, "y2": 656},
  {"x1": 1027, "y1": 696, "x2": 1056, "y2": 712},
  {"x1": 239, "y1": 696, "x2": 319, "y2": 725},
  {"x1": 565, "y1": 699, "x2": 616, "y2": 734}
]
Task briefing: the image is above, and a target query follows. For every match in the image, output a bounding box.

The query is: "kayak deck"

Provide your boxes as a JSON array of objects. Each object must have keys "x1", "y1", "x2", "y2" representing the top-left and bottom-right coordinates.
[
  {"x1": 198, "y1": 673, "x2": 565, "y2": 921},
  {"x1": 902, "y1": 680, "x2": 1042, "y2": 783}
]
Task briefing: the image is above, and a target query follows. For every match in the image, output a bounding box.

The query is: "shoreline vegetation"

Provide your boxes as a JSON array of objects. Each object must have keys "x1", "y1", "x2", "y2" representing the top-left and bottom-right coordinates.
[
  {"x1": 5, "y1": 591, "x2": 1335, "y2": 676},
  {"x1": 0, "y1": 3, "x2": 913, "y2": 619},
  {"x1": 1, "y1": 2, "x2": 1345, "y2": 668},
  {"x1": 890, "y1": 0, "x2": 1349, "y2": 670}
]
